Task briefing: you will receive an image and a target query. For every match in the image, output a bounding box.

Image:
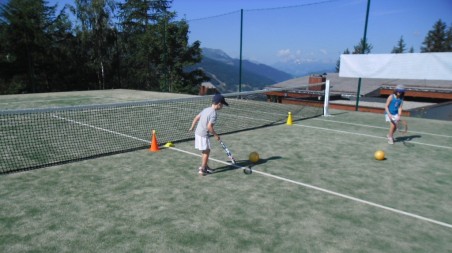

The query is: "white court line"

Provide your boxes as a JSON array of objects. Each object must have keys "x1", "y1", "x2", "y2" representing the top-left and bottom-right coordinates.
[
  {"x1": 314, "y1": 118, "x2": 452, "y2": 138},
  {"x1": 52, "y1": 115, "x2": 452, "y2": 229},
  {"x1": 51, "y1": 115, "x2": 148, "y2": 143},
  {"x1": 296, "y1": 123, "x2": 452, "y2": 150},
  {"x1": 169, "y1": 146, "x2": 452, "y2": 229},
  {"x1": 0, "y1": 96, "x2": 108, "y2": 105}
]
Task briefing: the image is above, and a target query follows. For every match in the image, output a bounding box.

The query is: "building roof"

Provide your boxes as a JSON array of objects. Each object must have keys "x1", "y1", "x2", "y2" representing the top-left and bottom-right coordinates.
[
  {"x1": 272, "y1": 73, "x2": 452, "y2": 96},
  {"x1": 201, "y1": 82, "x2": 217, "y2": 89}
]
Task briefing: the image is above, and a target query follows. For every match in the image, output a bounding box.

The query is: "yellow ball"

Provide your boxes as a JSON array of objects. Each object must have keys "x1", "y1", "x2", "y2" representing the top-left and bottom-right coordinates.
[
  {"x1": 249, "y1": 152, "x2": 260, "y2": 163},
  {"x1": 374, "y1": 150, "x2": 385, "y2": 160}
]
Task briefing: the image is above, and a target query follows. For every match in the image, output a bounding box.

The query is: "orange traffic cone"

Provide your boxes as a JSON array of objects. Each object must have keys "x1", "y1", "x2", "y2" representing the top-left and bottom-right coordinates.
[{"x1": 150, "y1": 130, "x2": 160, "y2": 152}]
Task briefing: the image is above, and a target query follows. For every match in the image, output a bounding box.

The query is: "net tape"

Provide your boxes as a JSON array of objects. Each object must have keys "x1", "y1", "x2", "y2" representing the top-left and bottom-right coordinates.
[{"x1": 0, "y1": 84, "x2": 325, "y2": 173}]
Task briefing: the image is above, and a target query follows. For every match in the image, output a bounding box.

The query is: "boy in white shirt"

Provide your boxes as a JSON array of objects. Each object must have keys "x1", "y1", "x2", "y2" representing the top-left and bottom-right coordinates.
[{"x1": 189, "y1": 93, "x2": 229, "y2": 175}]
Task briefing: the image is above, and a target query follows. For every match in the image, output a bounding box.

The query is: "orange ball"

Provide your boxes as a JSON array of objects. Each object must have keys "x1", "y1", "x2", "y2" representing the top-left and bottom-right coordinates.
[
  {"x1": 249, "y1": 152, "x2": 260, "y2": 163},
  {"x1": 374, "y1": 150, "x2": 385, "y2": 160}
]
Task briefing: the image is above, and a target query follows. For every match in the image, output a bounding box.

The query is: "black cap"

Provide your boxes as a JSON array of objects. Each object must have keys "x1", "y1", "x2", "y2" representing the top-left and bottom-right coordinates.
[{"x1": 212, "y1": 93, "x2": 229, "y2": 106}]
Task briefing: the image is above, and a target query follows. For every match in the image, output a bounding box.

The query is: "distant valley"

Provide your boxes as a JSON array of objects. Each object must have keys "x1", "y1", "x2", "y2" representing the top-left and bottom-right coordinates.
[{"x1": 191, "y1": 48, "x2": 335, "y2": 92}]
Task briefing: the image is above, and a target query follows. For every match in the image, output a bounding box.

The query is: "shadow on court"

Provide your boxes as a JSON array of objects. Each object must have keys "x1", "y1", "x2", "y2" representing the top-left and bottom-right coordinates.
[
  {"x1": 211, "y1": 156, "x2": 283, "y2": 174},
  {"x1": 395, "y1": 134, "x2": 421, "y2": 146},
  {"x1": 395, "y1": 134, "x2": 421, "y2": 142}
]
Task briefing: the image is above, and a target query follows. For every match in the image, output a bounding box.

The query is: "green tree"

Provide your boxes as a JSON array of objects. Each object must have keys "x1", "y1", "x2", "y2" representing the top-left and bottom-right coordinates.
[
  {"x1": 421, "y1": 19, "x2": 452, "y2": 52},
  {"x1": 117, "y1": 0, "x2": 206, "y2": 93},
  {"x1": 445, "y1": 23, "x2": 452, "y2": 51},
  {"x1": 353, "y1": 38, "x2": 373, "y2": 54},
  {"x1": 69, "y1": 0, "x2": 117, "y2": 90},
  {"x1": 158, "y1": 14, "x2": 208, "y2": 93},
  {"x1": 0, "y1": 0, "x2": 75, "y2": 93},
  {"x1": 117, "y1": 0, "x2": 167, "y2": 90},
  {"x1": 391, "y1": 36, "x2": 406, "y2": 53},
  {"x1": 0, "y1": 0, "x2": 57, "y2": 93}
]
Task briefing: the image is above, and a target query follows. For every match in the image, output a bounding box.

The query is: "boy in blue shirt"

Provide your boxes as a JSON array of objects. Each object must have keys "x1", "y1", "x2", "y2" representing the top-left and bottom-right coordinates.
[{"x1": 385, "y1": 85, "x2": 405, "y2": 144}]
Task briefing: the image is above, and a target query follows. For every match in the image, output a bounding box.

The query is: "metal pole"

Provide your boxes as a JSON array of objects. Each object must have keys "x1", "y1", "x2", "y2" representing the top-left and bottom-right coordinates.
[
  {"x1": 164, "y1": 16, "x2": 168, "y2": 92},
  {"x1": 239, "y1": 9, "x2": 243, "y2": 93},
  {"x1": 355, "y1": 0, "x2": 371, "y2": 111},
  {"x1": 324, "y1": 79, "x2": 330, "y2": 116}
]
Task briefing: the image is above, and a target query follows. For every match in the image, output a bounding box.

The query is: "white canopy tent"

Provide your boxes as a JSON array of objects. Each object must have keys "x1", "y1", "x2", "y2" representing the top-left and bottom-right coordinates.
[
  {"x1": 339, "y1": 52, "x2": 452, "y2": 81},
  {"x1": 338, "y1": 52, "x2": 452, "y2": 111}
]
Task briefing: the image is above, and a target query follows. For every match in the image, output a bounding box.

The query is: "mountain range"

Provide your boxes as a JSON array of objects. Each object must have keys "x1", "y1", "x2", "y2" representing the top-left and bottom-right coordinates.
[{"x1": 192, "y1": 48, "x2": 335, "y2": 92}]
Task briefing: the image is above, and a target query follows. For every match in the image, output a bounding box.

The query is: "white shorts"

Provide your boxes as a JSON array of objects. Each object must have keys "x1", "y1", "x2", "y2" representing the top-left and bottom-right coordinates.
[
  {"x1": 195, "y1": 135, "x2": 211, "y2": 151},
  {"x1": 385, "y1": 114, "x2": 399, "y2": 122}
]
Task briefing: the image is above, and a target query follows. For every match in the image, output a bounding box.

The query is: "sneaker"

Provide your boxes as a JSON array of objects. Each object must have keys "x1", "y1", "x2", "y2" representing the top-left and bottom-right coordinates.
[
  {"x1": 198, "y1": 167, "x2": 213, "y2": 176},
  {"x1": 198, "y1": 167, "x2": 206, "y2": 176},
  {"x1": 205, "y1": 166, "x2": 214, "y2": 174},
  {"x1": 387, "y1": 135, "x2": 394, "y2": 144}
]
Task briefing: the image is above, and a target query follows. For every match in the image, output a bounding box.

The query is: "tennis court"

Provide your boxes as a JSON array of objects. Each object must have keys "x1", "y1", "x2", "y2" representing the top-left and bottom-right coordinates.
[{"x1": 1, "y1": 89, "x2": 451, "y2": 252}]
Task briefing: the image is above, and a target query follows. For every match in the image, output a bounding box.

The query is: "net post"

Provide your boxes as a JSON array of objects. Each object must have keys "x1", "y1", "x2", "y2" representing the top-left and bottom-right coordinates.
[{"x1": 323, "y1": 79, "x2": 330, "y2": 117}]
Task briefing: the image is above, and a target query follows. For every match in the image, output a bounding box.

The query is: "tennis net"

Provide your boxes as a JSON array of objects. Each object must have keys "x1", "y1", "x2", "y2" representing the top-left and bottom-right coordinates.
[{"x1": 0, "y1": 83, "x2": 328, "y2": 173}]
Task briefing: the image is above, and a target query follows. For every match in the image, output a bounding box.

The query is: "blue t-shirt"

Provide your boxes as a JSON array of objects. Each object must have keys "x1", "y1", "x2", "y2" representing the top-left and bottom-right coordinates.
[{"x1": 388, "y1": 94, "x2": 403, "y2": 115}]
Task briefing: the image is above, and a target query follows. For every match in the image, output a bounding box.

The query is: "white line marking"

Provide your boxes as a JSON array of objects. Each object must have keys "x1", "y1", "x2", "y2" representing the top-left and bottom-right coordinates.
[
  {"x1": 314, "y1": 118, "x2": 452, "y2": 138},
  {"x1": 51, "y1": 114, "x2": 452, "y2": 229},
  {"x1": 0, "y1": 96, "x2": 108, "y2": 105},
  {"x1": 51, "y1": 115, "x2": 149, "y2": 143},
  {"x1": 167, "y1": 146, "x2": 452, "y2": 229},
  {"x1": 296, "y1": 123, "x2": 452, "y2": 150},
  {"x1": 252, "y1": 169, "x2": 452, "y2": 229}
]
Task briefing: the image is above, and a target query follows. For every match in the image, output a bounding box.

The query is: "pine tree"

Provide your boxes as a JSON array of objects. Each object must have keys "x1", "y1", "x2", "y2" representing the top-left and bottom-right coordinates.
[
  {"x1": 391, "y1": 36, "x2": 406, "y2": 53},
  {"x1": 69, "y1": 0, "x2": 117, "y2": 90},
  {"x1": 117, "y1": 0, "x2": 206, "y2": 93},
  {"x1": 421, "y1": 19, "x2": 452, "y2": 52},
  {"x1": 118, "y1": 0, "x2": 171, "y2": 90},
  {"x1": 353, "y1": 38, "x2": 373, "y2": 54},
  {"x1": 0, "y1": 0, "x2": 70, "y2": 93}
]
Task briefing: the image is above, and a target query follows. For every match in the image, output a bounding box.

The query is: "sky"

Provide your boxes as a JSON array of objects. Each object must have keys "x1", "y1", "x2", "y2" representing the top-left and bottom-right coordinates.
[{"x1": 46, "y1": 0, "x2": 452, "y2": 66}]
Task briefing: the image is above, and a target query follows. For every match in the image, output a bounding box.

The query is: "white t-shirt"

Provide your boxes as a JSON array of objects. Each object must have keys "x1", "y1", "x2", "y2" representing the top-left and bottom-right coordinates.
[{"x1": 195, "y1": 107, "x2": 217, "y2": 137}]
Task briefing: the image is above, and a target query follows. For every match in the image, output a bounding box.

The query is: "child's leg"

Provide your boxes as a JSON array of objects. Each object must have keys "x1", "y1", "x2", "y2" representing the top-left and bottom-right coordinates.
[
  {"x1": 387, "y1": 120, "x2": 396, "y2": 144},
  {"x1": 388, "y1": 121, "x2": 396, "y2": 138},
  {"x1": 198, "y1": 149, "x2": 212, "y2": 175},
  {"x1": 386, "y1": 114, "x2": 397, "y2": 139},
  {"x1": 201, "y1": 149, "x2": 210, "y2": 169}
]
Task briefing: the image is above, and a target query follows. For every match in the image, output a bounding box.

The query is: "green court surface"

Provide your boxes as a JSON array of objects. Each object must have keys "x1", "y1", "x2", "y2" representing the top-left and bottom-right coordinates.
[{"x1": 1, "y1": 91, "x2": 451, "y2": 252}]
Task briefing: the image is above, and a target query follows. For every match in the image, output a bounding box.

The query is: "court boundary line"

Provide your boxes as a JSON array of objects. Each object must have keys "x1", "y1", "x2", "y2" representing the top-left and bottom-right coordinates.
[
  {"x1": 50, "y1": 114, "x2": 452, "y2": 229},
  {"x1": 0, "y1": 96, "x2": 109, "y2": 105},
  {"x1": 168, "y1": 146, "x2": 452, "y2": 229},
  {"x1": 314, "y1": 118, "x2": 452, "y2": 138},
  {"x1": 295, "y1": 123, "x2": 452, "y2": 150}
]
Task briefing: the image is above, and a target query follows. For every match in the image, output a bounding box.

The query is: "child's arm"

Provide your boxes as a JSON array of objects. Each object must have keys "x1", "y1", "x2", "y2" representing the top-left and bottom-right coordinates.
[
  {"x1": 385, "y1": 95, "x2": 393, "y2": 117},
  {"x1": 207, "y1": 122, "x2": 220, "y2": 141},
  {"x1": 189, "y1": 114, "x2": 201, "y2": 131}
]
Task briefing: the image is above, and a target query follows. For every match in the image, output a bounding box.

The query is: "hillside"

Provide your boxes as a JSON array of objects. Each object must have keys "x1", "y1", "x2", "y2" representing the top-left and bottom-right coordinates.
[{"x1": 191, "y1": 48, "x2": 293, "y2": 92}]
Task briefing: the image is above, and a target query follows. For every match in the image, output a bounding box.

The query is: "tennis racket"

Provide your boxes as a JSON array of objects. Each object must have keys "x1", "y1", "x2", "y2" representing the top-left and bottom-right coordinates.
[
  {"x1": 390, "y1": 117, "x2": 412, "y2": 146},
  {"x1": 220, "y1": 140, "x2": 236, "y2": 164},
  {"x1": 396, "y1": 119, "x2": 408, "y2": 135},
  {"x1": 397, "y1": 120, "x2": 414, "y2": 147},
  {"x1": 389, "y1": 116, "x2": 408, "y2": 135}
]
